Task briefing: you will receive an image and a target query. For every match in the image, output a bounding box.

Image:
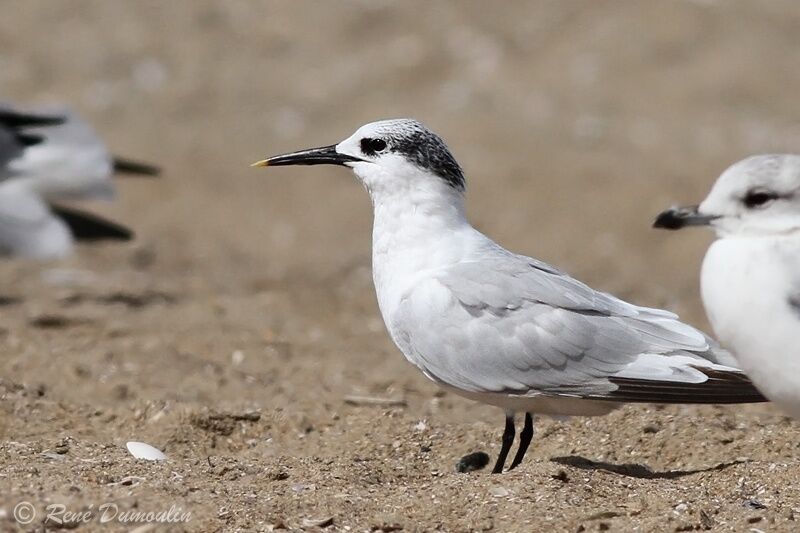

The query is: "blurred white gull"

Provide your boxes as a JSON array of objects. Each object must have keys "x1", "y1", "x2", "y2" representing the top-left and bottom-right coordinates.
[
  {"x1": 655, "y1": 154, "x2": 800, "y2": 421},
  {"x1": 0, "y1": 102, "x2": 159, "y2": 259}
]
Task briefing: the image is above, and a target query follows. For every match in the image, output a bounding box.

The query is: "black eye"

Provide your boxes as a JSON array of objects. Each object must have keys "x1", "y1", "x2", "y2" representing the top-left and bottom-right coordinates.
[
  {"x1": 743, "y1": 189, "x2": 779, "y2": 209},
  {"x1": 360, "y1": 138, "x2": 387, "y2": 156}
]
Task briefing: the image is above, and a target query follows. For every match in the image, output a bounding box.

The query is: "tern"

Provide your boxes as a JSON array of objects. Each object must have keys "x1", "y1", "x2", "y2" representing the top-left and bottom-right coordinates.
[
  {"x1": 655, "y1": 154, "x2": 800, "y2": 420},
  {"x1": 255, "y1": 119, "x2": 766, "y2": 473},
  {"x1": 0, "y1": 103, "x2": 159, "y2": 259}
]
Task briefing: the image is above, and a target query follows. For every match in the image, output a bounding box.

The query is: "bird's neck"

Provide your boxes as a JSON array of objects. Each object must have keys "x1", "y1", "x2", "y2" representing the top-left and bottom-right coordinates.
[
  {"x1": 368, "y1": 185, "x2": 499, "y2": 335},
  {"x1": 371, "y1": 186, "x2": 470, "y2": 258},
  {"x1": 369, "y1": 186, "x2": 488, "y2": 303}
]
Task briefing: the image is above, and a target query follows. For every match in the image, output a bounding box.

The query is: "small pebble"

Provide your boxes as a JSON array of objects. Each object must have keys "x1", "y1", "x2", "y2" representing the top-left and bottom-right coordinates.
[
  {"x1": 743, "y1": 499, "x2": 767, "y2": 510},
  {"x1": 489, "y1": 486, "x2": 509, "y2": 498},
  {"x1": 456, "y1": 451, "x2": 490, "y2": 473}
]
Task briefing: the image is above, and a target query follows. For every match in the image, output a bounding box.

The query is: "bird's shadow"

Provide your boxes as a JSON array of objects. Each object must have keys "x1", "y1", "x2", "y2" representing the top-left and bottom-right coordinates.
[{"x1": 551, "y1": 455, "x2": 747, "y2": 480}]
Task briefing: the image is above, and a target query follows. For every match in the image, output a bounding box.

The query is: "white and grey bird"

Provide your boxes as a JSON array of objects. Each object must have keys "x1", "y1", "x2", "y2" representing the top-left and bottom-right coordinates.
[
  {"x1": 655, "y1": 154, "x2": 800, "y2": 421},
  {"x1": 0, "y1": 102, "x2": 159, "y2": 259},
  {"x1": 255, "y1": 119, "x2": 765, "y2": 473}
]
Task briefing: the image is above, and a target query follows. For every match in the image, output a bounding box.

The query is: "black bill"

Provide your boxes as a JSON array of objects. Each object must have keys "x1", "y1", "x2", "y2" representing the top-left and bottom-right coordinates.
[
  {"x1": 251, "y1": 145, "x2": 363, "y2": 168},
  {"x1": 653, "y1": 205, "x2": 718, "y2": 230},
  {"x1": 112, "y1": 156, "x2": 161, "y2": 177}
]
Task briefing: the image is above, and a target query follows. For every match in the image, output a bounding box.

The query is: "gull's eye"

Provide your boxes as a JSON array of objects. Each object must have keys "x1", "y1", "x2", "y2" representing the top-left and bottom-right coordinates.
[
  {"x1": 743, "y1": 189, "x2": 779, "y2": 209},
  {"x1": 360, "y1": 138, "x2": 387, "y2": 156}
]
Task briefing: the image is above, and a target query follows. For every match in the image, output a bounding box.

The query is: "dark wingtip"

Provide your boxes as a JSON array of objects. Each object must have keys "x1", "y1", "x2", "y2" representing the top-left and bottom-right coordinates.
[
  {"x1": 606, "y1": 369, "x2": 768, "y2": 404},
  {"x1": 50, "y1": 205, "x2": 134, "y2": 242},
  {"x1": 112, "y1": 157, "x2": 161, "y2": 177}
]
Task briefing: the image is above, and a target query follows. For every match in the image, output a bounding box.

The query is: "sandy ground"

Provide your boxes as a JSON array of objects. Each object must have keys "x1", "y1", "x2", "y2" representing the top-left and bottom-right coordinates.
[{"x1": 2, "y1": 1, "x2": 800, "y2": 531}]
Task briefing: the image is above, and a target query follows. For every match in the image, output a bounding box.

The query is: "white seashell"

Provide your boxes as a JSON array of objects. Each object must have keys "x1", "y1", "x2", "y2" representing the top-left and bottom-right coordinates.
[{"x1": 126, "y1": 441, "x2": 166, "y2": 461}]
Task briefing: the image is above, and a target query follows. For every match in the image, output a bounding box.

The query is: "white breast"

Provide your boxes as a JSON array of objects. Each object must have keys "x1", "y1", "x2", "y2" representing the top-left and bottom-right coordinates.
[
  {"x1": 369, "y1": 190, "x2": 489, "y2": 359},
  {"x1": 701, "y1": 235, "x2": 800, "y2": 417}
]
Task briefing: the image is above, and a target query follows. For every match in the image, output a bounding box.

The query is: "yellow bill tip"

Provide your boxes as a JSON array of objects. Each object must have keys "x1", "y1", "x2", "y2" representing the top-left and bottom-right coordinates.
[{"x1": 250, "y1": 159, "x2": 270, "y2": 168}]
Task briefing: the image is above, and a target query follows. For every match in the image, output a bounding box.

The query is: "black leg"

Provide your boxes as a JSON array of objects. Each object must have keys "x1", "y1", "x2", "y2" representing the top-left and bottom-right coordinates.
[
  {"x1": 508, "y1": 413, "x2": 534, "y2": 470},
  {"x1": 491, "y1": 413, "x2": 515, "y2": 474}
]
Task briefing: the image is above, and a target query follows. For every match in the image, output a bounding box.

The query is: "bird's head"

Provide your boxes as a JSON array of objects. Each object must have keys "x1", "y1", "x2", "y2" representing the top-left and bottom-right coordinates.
[
  {"x1": 654, "y1": 154, "x2": 800, "y2": 237},
  {"x1": 253, "y1": 119, "x2": 465, "y2": 202}
]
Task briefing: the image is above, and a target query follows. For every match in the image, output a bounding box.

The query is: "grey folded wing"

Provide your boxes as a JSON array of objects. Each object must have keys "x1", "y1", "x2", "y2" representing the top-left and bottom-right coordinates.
[{"x1": 393, "y1": 255, "x2": 765, "y2": 403}]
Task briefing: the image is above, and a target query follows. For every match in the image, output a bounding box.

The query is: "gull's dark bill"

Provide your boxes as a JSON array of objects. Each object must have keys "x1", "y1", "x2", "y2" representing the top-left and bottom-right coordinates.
[
  {"x1": 653, "y1": 205, "x2": 718, "y2": 230},
  {"x1": 112, "y1": 156, "x2": 161, "y2": 177},
  {"x1": 0, "y1": 108, "x2": 65, "y2": 129}
]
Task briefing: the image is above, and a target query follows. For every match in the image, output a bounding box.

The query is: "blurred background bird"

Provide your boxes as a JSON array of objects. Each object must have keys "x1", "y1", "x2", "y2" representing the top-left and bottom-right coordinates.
[{"x1": 0, "y1": 102, "x2": 159, "y2": 259}]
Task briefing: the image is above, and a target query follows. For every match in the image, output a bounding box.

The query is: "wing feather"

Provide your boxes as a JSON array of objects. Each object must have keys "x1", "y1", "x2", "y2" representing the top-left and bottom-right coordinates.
[{"x1": 392, "y1": 253, "x2": 765, "y2": 404}]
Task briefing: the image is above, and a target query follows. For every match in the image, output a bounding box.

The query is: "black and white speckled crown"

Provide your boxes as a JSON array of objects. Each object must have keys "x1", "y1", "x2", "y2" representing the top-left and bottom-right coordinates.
[{"x1": 369, "y1": 119, "x2": 466, "y2": 191}]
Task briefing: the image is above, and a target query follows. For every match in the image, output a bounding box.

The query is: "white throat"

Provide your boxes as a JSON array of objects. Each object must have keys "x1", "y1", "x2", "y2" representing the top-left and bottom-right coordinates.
[{"x1": 362, "y1": 167, "x2": 493, "y2": 329}]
